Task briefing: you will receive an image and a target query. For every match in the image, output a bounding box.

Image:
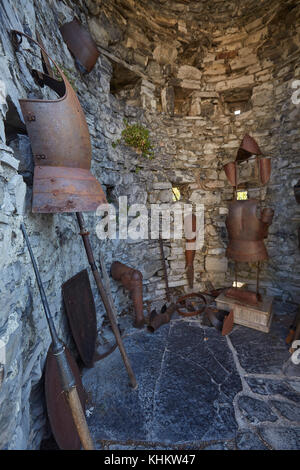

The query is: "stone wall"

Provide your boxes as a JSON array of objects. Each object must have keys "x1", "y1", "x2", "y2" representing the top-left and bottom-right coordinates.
[
  {"x1": 87, "y1": 0, "x2": 300, "y2": 300},
  {"x1": 0, "y1": 0, "x2": 168, "y2": 449},
  {"x1": 0, "y1": 0, "x2": 299, "y2": 450}
]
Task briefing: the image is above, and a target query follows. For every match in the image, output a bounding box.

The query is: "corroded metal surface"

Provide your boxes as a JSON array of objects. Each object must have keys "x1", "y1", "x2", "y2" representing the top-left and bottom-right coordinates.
[
  {"x1": 62, "y1": 270, "x2": 97, "y2": 368},
  {"x1": 76, "y1": 213, "x2": 137, "y2": 389},
  {"x1": 60, "y1": 18, "x2": 100, "y2": 73},
  {"x1": 225, "y1": 287, "x2": 260, "y2": 306},
  {"x1": 45, "y1": 345, "x2": 86, "y2": 450},
  {"x1": 175, "y1": 293, "x2": 207, "y2": 317},
  {"x1": 259, "y1": 158, "x2": 271, "y2": 185},
  {"x1": 185, "y1": 213, "x2": 196, "y2": 289},
  {"x1": 12, "y1": 30, "x2": 106, "y2": 213},
  {"x1": 158, "y1": 235, "x2": 171, "y2": 302},
  {"x1": 224, "y1": 161, "x2": 237, "y2": 187},
  {"x1": 261, "y1": 207, "x2": 274, "y2": 226},
  {"x1": 206, "y1": 307, "x2": 226, "y2": 331},
  {"x1": 236, "y1": 134, "x2": 263, "y2": 162},
  {"x1": 224, "y1": 135, "x2": 271, "y2": 187},
  {"x1": 222, "y1": 310, "x2": 234, "y2": 336},
  {"x1": 111, "y1": 261, "x2": 145, "y2": 328},
  {"x1": 225, "y1": 200, "x2": 273, "y2": 262},
  {"x1": 148, "y1": 303, "x2": 176, "y2": 332},
  {"x1": 224, "y1": 158, "x2": 271, "y2": 188},
  {"x1": 21, "y1": 222, "x2": 93, "y2": 449}
]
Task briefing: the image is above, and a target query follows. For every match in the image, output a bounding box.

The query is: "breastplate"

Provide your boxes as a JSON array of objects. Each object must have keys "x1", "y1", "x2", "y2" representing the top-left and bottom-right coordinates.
[
  {"x1": 226, "y1": 200, "x2": 273, "y2": 262},
  {"x1": 12, "y1": 30, "x2": 106, "y2": 213}
]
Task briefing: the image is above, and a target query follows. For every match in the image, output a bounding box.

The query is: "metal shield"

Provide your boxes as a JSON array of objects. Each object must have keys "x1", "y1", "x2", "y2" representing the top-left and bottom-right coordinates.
[{"x1": 62, "y1": 270, "x2": 97, "y2": 368}]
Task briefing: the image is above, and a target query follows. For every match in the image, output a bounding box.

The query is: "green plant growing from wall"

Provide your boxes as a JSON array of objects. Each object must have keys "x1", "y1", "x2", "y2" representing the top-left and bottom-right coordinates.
[{"x1": 113, "y1": 119, "x2": 154, "y2": 159}]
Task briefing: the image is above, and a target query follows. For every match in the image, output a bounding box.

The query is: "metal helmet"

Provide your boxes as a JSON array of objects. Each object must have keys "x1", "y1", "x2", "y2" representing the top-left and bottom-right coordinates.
[
  {"x1": 12, "y1": 30, "x2": 106, "y2": 213},
  {"x1": 236, "y1": 134, "x2": 263, "y2": 162},
  {"x1": 223, "y1": 134, "x2": 271, "y2": 187}
]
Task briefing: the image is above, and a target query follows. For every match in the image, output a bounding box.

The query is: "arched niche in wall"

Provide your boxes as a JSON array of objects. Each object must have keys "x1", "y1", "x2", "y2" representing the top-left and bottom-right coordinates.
[
  {"x1": 110, "y1": 61, "x2": 142, "y2": 105},
  {"x1": 221, "y1": 87, "x2": 253, "y2": 116}
]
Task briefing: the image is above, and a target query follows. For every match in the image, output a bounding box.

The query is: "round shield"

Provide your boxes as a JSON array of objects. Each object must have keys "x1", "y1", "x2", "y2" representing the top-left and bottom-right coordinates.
[{"x1": 45, "y1": 345, "x2": 87, "y2": 450}]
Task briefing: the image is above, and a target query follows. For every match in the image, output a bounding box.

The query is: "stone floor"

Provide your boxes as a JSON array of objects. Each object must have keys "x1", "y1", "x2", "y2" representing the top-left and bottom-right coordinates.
[{"x1": 82, "y1": 301, "x2": 300, "y2": 450}]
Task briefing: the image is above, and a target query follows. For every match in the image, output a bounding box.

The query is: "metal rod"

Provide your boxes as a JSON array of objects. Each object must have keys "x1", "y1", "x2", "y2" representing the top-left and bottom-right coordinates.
[
  {"x1": 256, "y1": 261, "x2": 260, "y2": 296},
  {"x1": 99, "y1": 252, "x2": 118, "y2": 315},
  {"x1": 158, "y1": 214, "x2": 170, "y2": 302},
  {"x1": 20, "y1": 223, "x2": 61, "y2": 349},
  {"x1": 234, "y1": 261, "x2": 238, "y2": 288},
  {"x1": 158, "y1": 234, "x2": 170, "y2": 302},
  {"x1": 76, "y1": 212, "x2": 137, "y2": 389},
  {"x1": 20, "y1": 223, "x2": 94, "y2": 450}
]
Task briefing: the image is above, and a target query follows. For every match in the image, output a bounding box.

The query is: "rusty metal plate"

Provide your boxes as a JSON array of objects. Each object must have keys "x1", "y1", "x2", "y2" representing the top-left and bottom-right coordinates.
[
  {"x1": 224, "y1": 161, "x2": 237, "y2": 187},
  {"x1": 60, "y1": 18, "x2": 100, "y2": 73},
  {"x1": 110, "y1": 261, "x2": 145, "y2": 328},
  {"x1": 45, "y1": 345, "x2": 86, "y2": 450},
  {"x1": 224, "y1": 157, "x2": 271, "y2": 188},
  {"x1": 259, "y1": 158, "x2": 271, "y2": 185},
  {"x1": 225, "y1": 200, "x2": 271, "y2": 262},
  {"x1": 225, "y1": 288, "x2": 260, "y2": 306},
  {"x1": 236, "y1": 134, "x2": 263, "y2": 162},
  {"x1": 62, "y1": 269, "x2": 97, "y2": 368},
  {"x1": 32, "y1": 166, "x2": 106, "y2": 214},
  {"x1": 222, "y1": 310, "x2": 234, "y2": 336}
]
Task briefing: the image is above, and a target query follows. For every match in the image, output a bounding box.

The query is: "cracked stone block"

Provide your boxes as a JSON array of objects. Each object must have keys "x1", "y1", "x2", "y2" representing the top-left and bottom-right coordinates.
[
  {"x1": 236, "y1": 430, "x2": 269, "y2": 450},
  {"x1": 7, "y1": 174, "x2": 26, "y2": 215},
  {"x1": 270, "y1": 400, "x2": 300, "y2": 422},
  {"x1": 205, "y1": 256, "x2": 228, "y2": 273},
  {"x1": 203, "y1": 442, "x2": 228, "y2": 450},
  {"x1": 83, "y1": 326, "x2": 170, "y2": 443},
  {"x1": 0, "y1": 151, "x2": 19, "y2": 171},
  {"x1": 106, "y1": 442, "x2": 175, "y2": 450},
  {"x1": 238, "y1": 396, "x2": 278, "y2": 424},
  {"x1": 289, "y1": 380, "x2": 300, "y2": 393},
  {"x1": 258, "y1": 427, "x2": 300, "y2": 450},
  {"x1": 245, "y1": 377, "x2": 300, "y2": 403},
  {"x1": 149, "y1": 321, "x2": 240, "y2": 443},
  {"x1": 149, "y1": 348, "x2": 238, "y2": 443},
  {"x1": 229, "y1": 315, "x2": 291, "y2": 375},
  {"x1": 283, "y1": 360, "x2": 300, "y2": 379},
  {"x1": 9, "y1": 135, "x2": 33, "y2": 177},
  {"x1": 82, "y1": 320, "x2": 241, "y2": 446}
]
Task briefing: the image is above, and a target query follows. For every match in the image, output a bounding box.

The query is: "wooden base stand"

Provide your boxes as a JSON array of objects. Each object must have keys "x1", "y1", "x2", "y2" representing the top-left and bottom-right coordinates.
[{"x1": 216, "y1": 292, "x2": 274, "y2": 333}]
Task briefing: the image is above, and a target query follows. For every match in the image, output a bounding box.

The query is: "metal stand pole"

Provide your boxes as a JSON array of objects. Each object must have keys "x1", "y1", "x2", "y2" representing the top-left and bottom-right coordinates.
[
  {"x1": 234, "y1": 261, "x2": 238, "y2": 288},
  {"x1": 76, "y1": 212, "x2": 137, "y2": 389},
  {"x1": 158, "y1": 214, "x2": 170, "y2": 302},
  {"x1": 256, "y1": 261, "x2": 260, "y2": 297},
  {"x1": 158, "y1": 233, "x2": 170, "y2": 302}
]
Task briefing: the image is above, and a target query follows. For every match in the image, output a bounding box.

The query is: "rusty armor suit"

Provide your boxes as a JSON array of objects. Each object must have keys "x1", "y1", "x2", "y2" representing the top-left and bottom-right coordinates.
[{"x1": 226, "y1": 200, "x2": 274, "y2": 263}]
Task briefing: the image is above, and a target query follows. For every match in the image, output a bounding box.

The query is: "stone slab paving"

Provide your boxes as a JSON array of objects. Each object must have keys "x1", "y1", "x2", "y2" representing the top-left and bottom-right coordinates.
[{"x1": 82, "y1": 302, "x2": 300, "y2": 450}]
